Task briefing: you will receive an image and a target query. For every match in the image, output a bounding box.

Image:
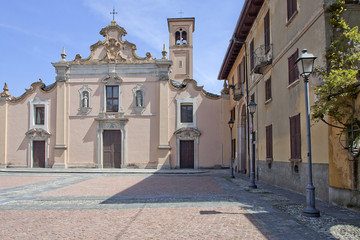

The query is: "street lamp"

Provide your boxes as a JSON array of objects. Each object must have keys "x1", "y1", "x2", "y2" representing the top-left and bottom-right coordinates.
[
  {"x1": 295, "y1": 49, "x2": 320, "y2": 217},
  {"x1": 228, "y1": 119, "x2": 235, "y2": 178},
  {"x1": 248, "y1": 100, "x2": 257, "y2": 188}
]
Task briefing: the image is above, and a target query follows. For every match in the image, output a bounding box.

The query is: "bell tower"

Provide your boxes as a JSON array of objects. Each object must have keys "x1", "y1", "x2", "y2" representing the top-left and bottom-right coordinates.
[{"x1": 167, "y1": 17, "x2": 195, "y2": 81}]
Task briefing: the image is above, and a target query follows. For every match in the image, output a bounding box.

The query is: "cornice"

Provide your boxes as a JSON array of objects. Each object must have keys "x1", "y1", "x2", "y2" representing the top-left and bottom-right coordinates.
[{"x1": 9, "y1": 80, "x2": 57, "y2": 103}]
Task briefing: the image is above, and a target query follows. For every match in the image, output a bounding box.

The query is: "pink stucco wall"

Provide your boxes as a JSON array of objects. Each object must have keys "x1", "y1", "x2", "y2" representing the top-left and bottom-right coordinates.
[{"x1": 6, "y1": 86, "x2": 57, "y2": 167}]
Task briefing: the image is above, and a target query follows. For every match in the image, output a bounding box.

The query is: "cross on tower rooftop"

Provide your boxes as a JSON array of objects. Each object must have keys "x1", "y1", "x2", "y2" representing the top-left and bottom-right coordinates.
[
  {"x1": 178, "y1": 9, "x2": 184, "y2": 18},
  {"x1": 110, "y1": 8, "x2": 118, "y2": 21}
]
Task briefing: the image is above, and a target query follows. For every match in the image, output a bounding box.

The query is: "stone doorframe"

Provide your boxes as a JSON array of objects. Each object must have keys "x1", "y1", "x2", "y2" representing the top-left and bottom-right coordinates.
[
  {"x1": 174, "y1": 127, "x2": 201, "y2": 169},
  {"x1": 25, "y1": 128, "x2": 51, "y2": 168},
  {"x1": 96, "y1": 117, "x2": 128, "y2": 168}
]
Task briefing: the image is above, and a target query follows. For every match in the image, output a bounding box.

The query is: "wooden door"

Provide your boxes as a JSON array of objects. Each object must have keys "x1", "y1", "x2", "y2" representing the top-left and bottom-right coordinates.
[
  {"x1": 33, "y1": 141, "x2": 45, "y2": 168},
  {"x1": 103, "y1": 130, "x2": 121, "y2": 168},
  {"x1": 180, "y1": 140, "x2": 194, "y2": 168}
]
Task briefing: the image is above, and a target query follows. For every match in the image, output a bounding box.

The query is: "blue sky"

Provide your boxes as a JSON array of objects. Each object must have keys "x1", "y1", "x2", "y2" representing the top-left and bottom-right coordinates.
[{"x1": 0, "y1": 0, "x2": 243, "y2": 97}]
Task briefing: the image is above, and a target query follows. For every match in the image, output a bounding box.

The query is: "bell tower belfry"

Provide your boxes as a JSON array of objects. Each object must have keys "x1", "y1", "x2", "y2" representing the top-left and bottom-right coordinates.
[{"x1": 167, "y1": 17, "x2": 195, "y2": 81}]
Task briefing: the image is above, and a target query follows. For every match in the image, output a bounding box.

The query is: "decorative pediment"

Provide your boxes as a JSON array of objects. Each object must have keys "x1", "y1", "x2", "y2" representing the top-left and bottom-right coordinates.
[
  {"x1": 25, "y1": 128, "x2": 51, "y2": 139},
  {"x1": 73, "y1": 21, "x2": 154, "y2": 64},
  {"x1": 174, "y1": 127, "x2": 201, "y2": 139}
]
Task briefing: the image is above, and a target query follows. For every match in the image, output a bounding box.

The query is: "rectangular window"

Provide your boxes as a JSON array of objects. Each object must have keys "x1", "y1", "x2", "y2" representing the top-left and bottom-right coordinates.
[
  {"x1": 290, "y1": 114, "x2": 301, "y2": 159},
  {"x1": 35, "y1": 106, "x2": 44, "y2": 125},
  {"x1": 181, "y1": 104, "x2": 193, "y2": 123},
  {"x1": 264, "y1": 10, "x2": 270, "y2": 54},
  {"x1": 250, "y1": 93, "x2": 255, "y2": 103},
  {"x1": 250, "y1": 40, "x2": 255, "y2": 71},
  {"x1": 232, "y1": 75, "x2": 234, "y2": 87},
  {"x1": 287, "y1": 0, "x2": 297, "y2": 20},
  {"x1": 288, "y1": 50, "x2": 299, "y2": 85},
  {"x1": 230, "y1": 107, "x2": 235, "y2": 122},
  {"x1": 265, "y1": 77, "x2": 272, "y2": 101},
  {"x1": 241, "y1": 57, "x2": 246, "y2": 84},
  {"x1": 106, "y1": 86, "x2": 119, "y2": 112},
  {"x1": 266, "y1": 125, "x2": 273, "y2": 159}
]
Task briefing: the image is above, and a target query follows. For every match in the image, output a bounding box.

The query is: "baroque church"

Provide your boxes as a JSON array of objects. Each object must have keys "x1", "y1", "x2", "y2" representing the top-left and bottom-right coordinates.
[{"x1": 0, "y1": 17, "x2": 229, "y2": 169}]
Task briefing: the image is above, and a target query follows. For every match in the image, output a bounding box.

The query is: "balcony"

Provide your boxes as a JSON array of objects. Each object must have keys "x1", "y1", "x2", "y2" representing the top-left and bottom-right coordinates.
[
  {"x1": 233, "y1": 84, "x2": 244, "y2": 101},
  {"x1": 254, "y1": 44, "x2": 272, "y2": 74}
]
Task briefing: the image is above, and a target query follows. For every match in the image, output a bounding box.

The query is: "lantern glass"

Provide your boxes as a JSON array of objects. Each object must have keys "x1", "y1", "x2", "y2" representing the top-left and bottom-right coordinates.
[
  {"x1": 248, "y1": 101, "x2": 257, "y2": 115},
  {"x1": 228, "y1": 119, "x2": 234, "y2": 129},
  {"x1": 296, "y1": 49, "x2": 317, "y2": 78}
]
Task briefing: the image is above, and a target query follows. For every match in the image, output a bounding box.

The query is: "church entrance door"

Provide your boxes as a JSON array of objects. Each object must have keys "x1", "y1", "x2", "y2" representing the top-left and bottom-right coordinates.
[
  {"x1": 180, "y1": 140, "x2": 194, "y2": 168},
  {"x1": 103, "y1": 130, "x2": 121, "y2": 168},
  {"x1": 33, "y1": 141, "x2": 45, "y2": 168}
]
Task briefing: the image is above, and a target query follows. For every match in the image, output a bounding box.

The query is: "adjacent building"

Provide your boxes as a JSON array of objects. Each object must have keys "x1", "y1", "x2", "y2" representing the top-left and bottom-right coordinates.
[{"x1": 218, "y1": 0, "x2": 360, "y2": 207}]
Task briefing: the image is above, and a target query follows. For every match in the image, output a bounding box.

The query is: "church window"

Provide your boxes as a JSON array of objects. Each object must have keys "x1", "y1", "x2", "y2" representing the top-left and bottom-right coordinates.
[
  {"x1": 106, "y1": 86, "x2": 119, "y2": 112},
  {"x1": 35, "y1": 106, "x2": 45, "y2": 125},
  {"x1": 179, "y1": 61, "x2": 183, "y2": 68},
  {"x1": 181, "y1": 104, "x2": 193, "y2": 123}
]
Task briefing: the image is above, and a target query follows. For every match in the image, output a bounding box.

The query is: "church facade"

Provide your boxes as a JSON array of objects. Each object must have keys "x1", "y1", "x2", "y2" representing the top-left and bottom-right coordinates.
[{"x1": 0, "y1": 18, "x2": 230, "y2": 169}]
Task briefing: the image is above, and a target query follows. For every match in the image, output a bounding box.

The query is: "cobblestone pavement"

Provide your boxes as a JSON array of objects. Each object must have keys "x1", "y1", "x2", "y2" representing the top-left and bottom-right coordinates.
[{"x1": 0, "y1": 171, "x2": 359, "y2": 240}]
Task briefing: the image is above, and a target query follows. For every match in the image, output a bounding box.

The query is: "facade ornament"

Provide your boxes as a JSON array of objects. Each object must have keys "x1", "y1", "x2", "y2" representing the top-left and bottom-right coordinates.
[
  {"x1": 104, "y1": 38, "x2": 124, "y2": 62},
  {"x1": 60, "y1": 47, "x2": 67, "y2": 62},
  {"x1": 162, "y1": 44, "x2": 168, "y2": 59},
  {"x1": 221, "y1": 80, "x2": 230, "y2": 95},
  {"x1": 0, "y1": 82, "x2": 11, "y2": 98},
  {"x1": 159, "y1": 73, "x2": 170, "y2": 81},
  {"x1": 132, "y1": 84, "x2": 146, "y2": 114}
]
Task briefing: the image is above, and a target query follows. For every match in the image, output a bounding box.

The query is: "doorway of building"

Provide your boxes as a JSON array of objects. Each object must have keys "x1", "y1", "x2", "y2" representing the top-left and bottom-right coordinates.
[
  {"x1": 180, "y1": 140, "x2": 194, "y2": 168},
  {"x1": 103, "y1": 130, "x2": 121, "y2": 168},
  {"x1": 33, "y1": 141, "x2": 45, "y2": 168}
]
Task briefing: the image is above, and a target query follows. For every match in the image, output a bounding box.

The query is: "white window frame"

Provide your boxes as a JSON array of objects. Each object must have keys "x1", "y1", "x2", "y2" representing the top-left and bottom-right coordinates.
[
  {"x1": 30, "y1": 97, "x2": 49, "y2": 132},
  {"x1": 176, "y1": 95, "x2": 197, "y2": 129}
]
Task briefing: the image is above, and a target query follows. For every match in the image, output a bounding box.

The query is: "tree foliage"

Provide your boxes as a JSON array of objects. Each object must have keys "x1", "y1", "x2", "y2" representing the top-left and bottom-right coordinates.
[{"x1": 312, "y1": 0, "x2": 360, "y2": 129}]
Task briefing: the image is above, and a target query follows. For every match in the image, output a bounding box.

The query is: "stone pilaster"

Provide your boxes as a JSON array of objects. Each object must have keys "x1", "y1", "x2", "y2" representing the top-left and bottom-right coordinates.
[
  {"x1": 52, "y1": 60, "x2": 69, "y2": 168},
  {"x1": 156, "y1": 60, "x2": 172, "y2": 169}
]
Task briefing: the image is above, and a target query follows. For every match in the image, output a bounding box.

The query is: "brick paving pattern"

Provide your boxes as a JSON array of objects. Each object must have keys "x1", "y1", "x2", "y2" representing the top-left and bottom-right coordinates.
[
  {"x1": 0, "y1": 207, "x2": 272, "y2": 240},
  {"x1": 0, "y1": 171, "x2": 359, "y2": 240}
]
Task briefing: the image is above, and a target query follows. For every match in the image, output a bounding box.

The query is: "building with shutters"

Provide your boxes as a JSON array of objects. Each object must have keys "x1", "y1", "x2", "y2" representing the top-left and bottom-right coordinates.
[
  {"x1": 218, "y1": 0, "x2": 360, "y2": 207},
  {"x1": 0, "y1": 18, "x2": 230, "y2": 170}
]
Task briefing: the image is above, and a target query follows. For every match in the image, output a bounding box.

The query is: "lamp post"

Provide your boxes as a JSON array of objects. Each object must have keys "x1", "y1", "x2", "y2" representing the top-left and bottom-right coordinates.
[
  {"x1": 228, "y1": 119, "x2": 235, "y2": 178},
  {"x1": 295, "y1": 49, "x2": 320, "y2": 217},
  {"x1": 248, "y1": 100, "x2": 257, "y2": 188}
]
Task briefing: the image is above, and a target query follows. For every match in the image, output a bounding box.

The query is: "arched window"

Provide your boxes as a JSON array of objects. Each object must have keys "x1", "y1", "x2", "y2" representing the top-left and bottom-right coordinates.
[{"x1": 175, "y1": 29, "x2": 188, "y2": 45}]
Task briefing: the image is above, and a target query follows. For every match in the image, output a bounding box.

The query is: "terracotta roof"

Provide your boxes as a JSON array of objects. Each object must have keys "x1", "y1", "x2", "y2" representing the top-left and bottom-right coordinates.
[{"x1": 218, "y1": 0, "x2": 264, "y2": 80}]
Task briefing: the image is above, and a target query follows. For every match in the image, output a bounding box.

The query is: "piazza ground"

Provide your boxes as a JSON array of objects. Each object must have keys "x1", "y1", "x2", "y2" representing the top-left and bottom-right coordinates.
[{"x1": 0, "y1": 170, "x2": 359, "y2": 239}]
